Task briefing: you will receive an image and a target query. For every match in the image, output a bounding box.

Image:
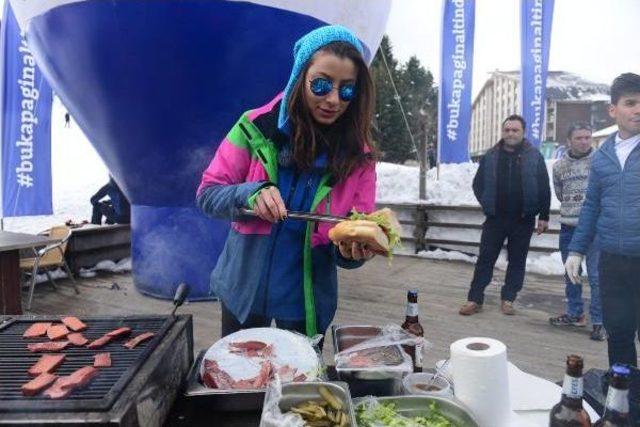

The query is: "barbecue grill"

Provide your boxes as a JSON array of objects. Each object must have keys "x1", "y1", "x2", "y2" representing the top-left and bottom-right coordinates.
[{"x1": 0, "y1": 314, "x2": 193, "y2": 426}]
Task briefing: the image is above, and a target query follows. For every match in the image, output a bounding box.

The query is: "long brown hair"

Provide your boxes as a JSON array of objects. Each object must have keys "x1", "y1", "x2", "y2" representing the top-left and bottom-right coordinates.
[{"x1": 286, "y1": 41, "x2": 377, "y2": 182}]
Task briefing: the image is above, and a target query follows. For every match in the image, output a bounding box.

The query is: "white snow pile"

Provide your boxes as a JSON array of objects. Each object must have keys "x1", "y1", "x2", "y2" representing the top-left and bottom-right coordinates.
[
  {"x1": 417, "y1": 249, "x2": 566, "y2": 276},
  {"x1": 31, "y1": 268, "x2": 69, "y2": 285},
  {"x1": 376, "y1": 161, "x2": 560, "y2": 209},
  {"x1": 92, "y1": 257, "x2": 132, "y2": 273},
  {"x1": 32, "y1": 257, "x2": 132, "y2": 283}
]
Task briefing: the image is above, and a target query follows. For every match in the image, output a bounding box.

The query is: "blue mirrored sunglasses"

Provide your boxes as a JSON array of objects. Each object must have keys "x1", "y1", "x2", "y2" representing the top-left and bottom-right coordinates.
[{"x1": 309, "y1": 77, "x2": 356, "y2": 102}]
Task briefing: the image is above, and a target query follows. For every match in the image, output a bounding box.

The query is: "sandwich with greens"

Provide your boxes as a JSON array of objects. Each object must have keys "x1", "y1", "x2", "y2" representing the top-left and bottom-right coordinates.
[{"x1": 328, "y1": 208, "x2": 402, "y2": 256}]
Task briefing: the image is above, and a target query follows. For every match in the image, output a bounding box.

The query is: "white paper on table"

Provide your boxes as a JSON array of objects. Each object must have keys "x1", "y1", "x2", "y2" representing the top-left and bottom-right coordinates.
[
  {"x1": 437, "y1": 359, "x2": 599, "y2": 425},
  {"x1": 508, "y1": 362, "x2": 599, "y2": 422}
]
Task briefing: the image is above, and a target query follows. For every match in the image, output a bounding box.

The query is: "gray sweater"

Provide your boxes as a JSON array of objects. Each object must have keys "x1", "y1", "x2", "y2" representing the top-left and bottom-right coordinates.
[{"x1": 552, "y1": 149, "x2": 594, "y2": 226}]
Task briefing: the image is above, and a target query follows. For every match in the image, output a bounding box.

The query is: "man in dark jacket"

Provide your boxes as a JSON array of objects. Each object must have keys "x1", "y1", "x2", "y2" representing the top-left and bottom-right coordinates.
[
  {"x1": 460, "y1": 114, "x2": 550, "y2": 316},
  {"x1": 90, "y1": 176, "x2": 131, "y2": 225}
]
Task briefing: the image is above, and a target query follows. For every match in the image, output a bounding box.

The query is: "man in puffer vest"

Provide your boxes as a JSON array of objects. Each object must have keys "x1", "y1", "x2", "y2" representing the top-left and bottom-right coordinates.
[
  {"x1": 460, "y1": 114, "x2": 551, "y2": 316},
  {"x1": 548, "y1": 122, "x2": 605, "y2": 341},
  {"x1": 566, "y1": 73, "x2": 640, "y2": 423}
]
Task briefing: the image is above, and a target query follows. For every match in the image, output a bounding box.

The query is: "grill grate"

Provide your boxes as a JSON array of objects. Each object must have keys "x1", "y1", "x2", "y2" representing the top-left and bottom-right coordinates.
[{"x1": 0, "y1": 315, "x2": 175, "y2": 412}]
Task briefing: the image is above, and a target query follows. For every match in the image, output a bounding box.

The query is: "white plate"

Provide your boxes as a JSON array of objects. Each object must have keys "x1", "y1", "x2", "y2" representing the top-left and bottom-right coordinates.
[{"x1": 200, "y1": 327, "x2": 320, "y2": 384}]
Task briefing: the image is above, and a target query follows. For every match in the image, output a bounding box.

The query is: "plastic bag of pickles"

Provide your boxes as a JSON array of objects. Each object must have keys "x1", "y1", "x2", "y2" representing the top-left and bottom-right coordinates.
[{"x1": 260, "y1": 377, "x2": 352, "y2": 427}]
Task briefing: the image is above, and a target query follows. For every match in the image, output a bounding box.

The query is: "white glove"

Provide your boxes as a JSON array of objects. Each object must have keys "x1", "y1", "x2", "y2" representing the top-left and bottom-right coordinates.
[{"x1": 564, "y1": 254, "x2": 583, "y2": 284}]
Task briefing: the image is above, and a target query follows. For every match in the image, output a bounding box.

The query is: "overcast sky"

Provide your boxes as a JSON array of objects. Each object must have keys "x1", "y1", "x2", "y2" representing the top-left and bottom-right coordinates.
[
  {"x1": 3, "y1": 0, "x2": 636, "y2": 96},
  {"x1": 385, "y1": 0, "x2": 640, "y2": 96}
]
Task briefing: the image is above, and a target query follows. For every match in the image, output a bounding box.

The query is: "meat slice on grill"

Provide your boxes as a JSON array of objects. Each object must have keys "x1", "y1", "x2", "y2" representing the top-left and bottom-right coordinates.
[
  {"x1": 44, "y1": 366, "x2": 99, "y2": 399},
  {"x1": 28, "y1": 341, "x2": 70, "y2": 353},
  {"x1": 124, "y1": 332, "x2": 155, "y2": 349},
  {"x1": 94, "y1": 352, "x2": 111, "y2": 368},
  {"x1": 106, "y1": 326, "x2": 132, "y2": 338},
  {"x1": 22, "y1": 372, "x2": 58, "y2": 396},
  {"x1": 28, "y1": 354, "x2": 66, "y2": 377},
  {"x1": 61, "y1": 316, "x2": 87, "y2": 332},
  {"x1": 87, "y1": 335, "x2": 112, "y2": 349},
  {"x1": 46, "y1": 324, "x2": 70, "y2": 341},
  {"x1": 23, "y1": 322, "x2": 52, "y2": 338},
  {"x1": 67, "y1": 332, "x2": 89, "y2": 346}
]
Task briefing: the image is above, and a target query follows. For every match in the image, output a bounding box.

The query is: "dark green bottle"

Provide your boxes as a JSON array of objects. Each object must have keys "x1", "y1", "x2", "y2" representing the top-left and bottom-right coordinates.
[{"x1": 594, "y1": 364, "x2": 631, "y2": 427}]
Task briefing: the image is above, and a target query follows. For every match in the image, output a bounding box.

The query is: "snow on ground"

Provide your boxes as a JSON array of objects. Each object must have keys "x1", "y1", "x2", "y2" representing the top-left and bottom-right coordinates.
[
  {"x1": 417, "y1": 248, "x2": 566, "y2": 276},
  {"x1": 376, "y1": 160, "x2": 560, "y2": 210},
  {"x1": 31, "y1": 257, "x2": 132, "y2": 284},
  {"x1": 377, "y1": 160, "x2": 565, "y2": 276}
]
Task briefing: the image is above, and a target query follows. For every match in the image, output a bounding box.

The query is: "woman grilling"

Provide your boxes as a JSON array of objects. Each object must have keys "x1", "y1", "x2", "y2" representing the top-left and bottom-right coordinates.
[{"x1": 196, "y1": 25, "x2": 377, "y2": 340}]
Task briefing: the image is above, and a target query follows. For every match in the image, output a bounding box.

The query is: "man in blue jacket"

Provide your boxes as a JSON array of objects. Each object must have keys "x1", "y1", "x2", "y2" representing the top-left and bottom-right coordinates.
[
  {"x1": 566, "y1": 72, "x2": 640, "y2": 425},
  {"x1": 566, "y1": 73, "x2": 640, "y2": 369},
  {"x1": 460, "y1": 115, "x2": 550, "y2": 316}
]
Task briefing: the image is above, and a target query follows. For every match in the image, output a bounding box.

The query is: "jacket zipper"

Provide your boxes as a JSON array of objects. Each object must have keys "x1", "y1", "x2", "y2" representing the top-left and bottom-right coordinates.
[{"x1": 262, "y1": 171, "x2": 300, "y2": 316}]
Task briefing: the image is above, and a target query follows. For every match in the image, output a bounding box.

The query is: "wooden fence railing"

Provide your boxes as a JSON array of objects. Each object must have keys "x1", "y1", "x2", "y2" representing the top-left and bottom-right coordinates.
[{"x1": 377, "y1": 202, "x2": 561, "y2": 256}]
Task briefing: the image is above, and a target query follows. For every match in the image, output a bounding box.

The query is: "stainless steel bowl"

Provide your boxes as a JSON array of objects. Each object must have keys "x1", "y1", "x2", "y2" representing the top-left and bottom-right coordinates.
[{"x1": 353, "y1": 395, "x2": 480, "y2": 427}]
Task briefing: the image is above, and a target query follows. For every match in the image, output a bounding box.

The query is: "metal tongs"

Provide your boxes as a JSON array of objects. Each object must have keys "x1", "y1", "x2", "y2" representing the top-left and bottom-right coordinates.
[{"x1": 239, "y1": 208, "x2": 348, "y2": 224}]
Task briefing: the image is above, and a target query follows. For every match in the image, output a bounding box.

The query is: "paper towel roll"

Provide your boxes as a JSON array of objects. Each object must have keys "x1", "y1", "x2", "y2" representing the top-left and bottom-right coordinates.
[{"x1": 450, "y1": 337, "x2": 512, "y2": 427}]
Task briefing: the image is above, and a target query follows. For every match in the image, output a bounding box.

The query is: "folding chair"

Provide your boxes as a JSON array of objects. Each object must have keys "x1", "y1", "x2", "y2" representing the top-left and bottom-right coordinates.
[{"x1": 20, "y1": 225, "x2": 79, "y2": 310}]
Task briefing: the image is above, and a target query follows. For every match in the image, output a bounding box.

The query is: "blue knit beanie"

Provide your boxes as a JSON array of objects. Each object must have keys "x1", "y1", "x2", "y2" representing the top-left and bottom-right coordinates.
[{"x1": 277, "y1": 25, "x2": 364, "y2": 134}]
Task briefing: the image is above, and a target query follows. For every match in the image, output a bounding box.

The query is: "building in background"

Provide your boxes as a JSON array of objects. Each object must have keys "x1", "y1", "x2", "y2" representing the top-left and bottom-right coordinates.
[
  {"x1": 469, "y1": 71, "x2": 613, "y2": 158},
  {"x1": 592, "y1": 124, "x2": 617, "y2": 147}
]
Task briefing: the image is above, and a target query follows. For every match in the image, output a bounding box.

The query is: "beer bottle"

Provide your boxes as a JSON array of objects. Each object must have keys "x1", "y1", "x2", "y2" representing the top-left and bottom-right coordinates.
[
  {"x1": 549, "y1": 355, "x2": 591, "y2": 427},
  {"x1": 401, "y1": 290, "x2": 424, "y2": 372},
  {"x1": 594, "y1": 364, "x2": 631, "y2": 427}
]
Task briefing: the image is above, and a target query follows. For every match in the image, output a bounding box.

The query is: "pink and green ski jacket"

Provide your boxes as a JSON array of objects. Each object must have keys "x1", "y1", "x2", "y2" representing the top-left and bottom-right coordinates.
[{"x1": 197, "y1": 94, "x2": 376, "y2": 336}]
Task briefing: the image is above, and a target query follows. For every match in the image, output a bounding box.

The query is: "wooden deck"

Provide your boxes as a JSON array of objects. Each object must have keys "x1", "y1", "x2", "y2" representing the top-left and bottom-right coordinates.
[{"x1": 23, "y1": 255, "x2": 608, "y2": 384}]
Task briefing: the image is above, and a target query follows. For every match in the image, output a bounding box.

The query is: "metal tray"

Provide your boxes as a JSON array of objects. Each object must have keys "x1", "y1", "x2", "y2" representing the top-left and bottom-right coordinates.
[
  {"x1": 333, "y1": 325, "x2": 407, "y2": 373},
  {"x1": 333, "y1": 324, "x2": 383, "y2": 350},
  {"x1": 265, "y1": 381, "x2": 358, "y2": 427},
  {"x1": 183, "y1": 350, "x2": 265, "y2": 411},
  {"x1": 353, "y1": 395, "x2": 480, "y2": 427},
  {"x1": 332, "y1": 325, "x2": 410, "y2": 397}
]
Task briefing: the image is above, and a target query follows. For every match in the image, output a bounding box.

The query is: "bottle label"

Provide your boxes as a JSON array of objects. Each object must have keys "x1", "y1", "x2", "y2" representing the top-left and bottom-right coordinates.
[
  {"x1": 562, "y1": 375, "x2": 583, "y2": 398},
  {"x1": 415, "y1": 340, "x2": 423, "y2": 368},
  {"x1": 605, "y1": 388, "x2": 629, "y2": 414},
  {"x1": 406, "y1": 303, "x2": 418, "y2": 317}
]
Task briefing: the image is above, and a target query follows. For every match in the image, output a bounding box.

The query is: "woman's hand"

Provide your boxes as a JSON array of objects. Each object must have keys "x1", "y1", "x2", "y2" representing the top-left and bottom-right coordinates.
[
  {"x1": 337, "y1": 241, "x2": 375, "y2": 261},
  {"x1": 254, "y1": 186, "x2": 287, "y2": 223}
]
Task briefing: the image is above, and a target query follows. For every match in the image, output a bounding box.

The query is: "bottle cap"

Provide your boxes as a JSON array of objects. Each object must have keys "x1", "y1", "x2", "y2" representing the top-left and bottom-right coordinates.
[{"x1": 611, "y1": 364, "x2": 631, "y2": 377}]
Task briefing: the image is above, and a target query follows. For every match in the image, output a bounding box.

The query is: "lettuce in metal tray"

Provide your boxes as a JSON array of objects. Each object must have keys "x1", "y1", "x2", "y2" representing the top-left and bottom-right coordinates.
[{"x1": 356, "y1": 400, "x2": 459, "y2": 427}]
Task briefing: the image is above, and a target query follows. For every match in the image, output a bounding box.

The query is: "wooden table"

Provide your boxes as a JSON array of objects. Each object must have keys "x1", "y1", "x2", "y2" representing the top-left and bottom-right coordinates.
[{"x1": 0, "y1": 231, "x2": 57, "y2": 314}]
